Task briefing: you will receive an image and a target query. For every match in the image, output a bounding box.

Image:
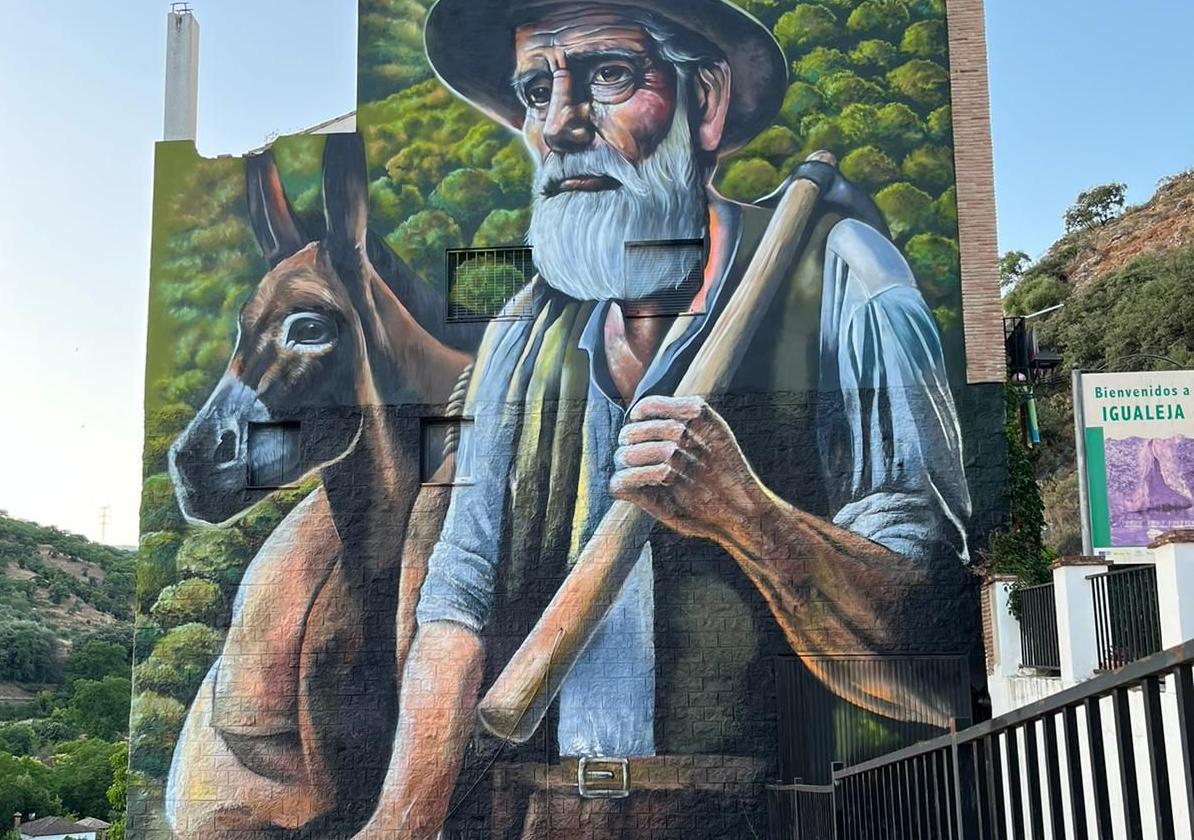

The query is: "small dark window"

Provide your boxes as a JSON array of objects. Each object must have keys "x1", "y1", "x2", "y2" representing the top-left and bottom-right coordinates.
[
  {"x1": 446, "y1": 246, "x2": 535, "y2": 322},
  {"x1": 622, "y1": 238, "x2": 706, "y2": 318},
  {"x1": 247, "y1": 422, "x2": 301, "y2": 488},
  {"x1": 421, "y1": 418, "x2": 475, "y2": 484}
]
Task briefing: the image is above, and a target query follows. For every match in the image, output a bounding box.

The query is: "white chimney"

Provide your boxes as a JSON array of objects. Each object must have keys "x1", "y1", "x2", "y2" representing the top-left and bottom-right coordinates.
[{"x1": 163, "y1": 4, "x2": 199, "y2": 141}]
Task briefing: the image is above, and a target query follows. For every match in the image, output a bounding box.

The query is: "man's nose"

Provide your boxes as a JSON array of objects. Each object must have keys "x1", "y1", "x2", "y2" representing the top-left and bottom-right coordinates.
[{"x1": 543, "y1": 70, "x2": 595, "y2": 154}]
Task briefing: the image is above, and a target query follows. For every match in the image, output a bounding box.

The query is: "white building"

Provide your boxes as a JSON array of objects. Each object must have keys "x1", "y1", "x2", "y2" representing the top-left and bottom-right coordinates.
[{"x1": 17, "y1": 815, "x2": 108, "y2": 840}]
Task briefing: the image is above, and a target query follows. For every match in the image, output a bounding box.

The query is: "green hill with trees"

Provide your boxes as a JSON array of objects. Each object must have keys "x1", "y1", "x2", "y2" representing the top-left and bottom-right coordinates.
[{"x1": 0, "y1": 514, "x2": 134, "y2": 837}]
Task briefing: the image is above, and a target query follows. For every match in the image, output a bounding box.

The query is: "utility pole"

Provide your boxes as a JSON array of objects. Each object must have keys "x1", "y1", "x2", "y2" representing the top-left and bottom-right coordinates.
[{"x1": 98, "y1": 506, "x2": 111, "y2": 544}]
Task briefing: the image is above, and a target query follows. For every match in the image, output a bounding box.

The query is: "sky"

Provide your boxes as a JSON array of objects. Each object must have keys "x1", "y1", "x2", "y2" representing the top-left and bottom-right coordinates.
[{"x1": 0, "y1": 0, "x2": 1190, "y2": 547}]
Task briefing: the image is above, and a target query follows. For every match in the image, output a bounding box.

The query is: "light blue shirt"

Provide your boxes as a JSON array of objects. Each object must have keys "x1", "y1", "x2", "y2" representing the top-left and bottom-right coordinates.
[{"x1": 416, "y1": 215, "x2": 972, "y2": 757}]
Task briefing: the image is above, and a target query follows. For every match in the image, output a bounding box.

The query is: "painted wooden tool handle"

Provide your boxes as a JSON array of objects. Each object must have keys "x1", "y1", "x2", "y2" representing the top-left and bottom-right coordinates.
[{"x1": 477, "y1": 152, "x2": 838, "y2": 743}]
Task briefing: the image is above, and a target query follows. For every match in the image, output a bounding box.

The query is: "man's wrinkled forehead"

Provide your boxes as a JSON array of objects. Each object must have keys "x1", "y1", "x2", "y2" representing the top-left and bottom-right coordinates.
[{"x1": 514, "y1": 5, "x2": 656, "y2": 69}]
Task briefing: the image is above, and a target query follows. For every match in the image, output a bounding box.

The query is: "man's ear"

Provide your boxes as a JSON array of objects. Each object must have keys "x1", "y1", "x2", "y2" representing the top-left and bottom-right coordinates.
[{"x1": 693, "y1": 60, "x2": 731, "y2": 154}]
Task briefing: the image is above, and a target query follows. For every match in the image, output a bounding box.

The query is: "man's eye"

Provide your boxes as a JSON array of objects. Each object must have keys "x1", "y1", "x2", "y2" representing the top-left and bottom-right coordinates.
[
  {"x1": 526, "y1": 84, "x2": 551, "y2": 106},
  {"x1": 592, "y1": 66, "x2": 631, "y2": 85}
]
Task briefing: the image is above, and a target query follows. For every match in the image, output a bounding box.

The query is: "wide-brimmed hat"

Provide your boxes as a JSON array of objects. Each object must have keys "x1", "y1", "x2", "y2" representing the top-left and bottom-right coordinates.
[{"x1": 423, "y1": 0, "x2": 787, "y2": 153}]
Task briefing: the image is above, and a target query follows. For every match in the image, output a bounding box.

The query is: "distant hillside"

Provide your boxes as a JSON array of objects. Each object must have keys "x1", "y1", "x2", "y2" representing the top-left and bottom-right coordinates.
[
  {"x1": 0, "y1": 514, "x2": 134, "y2": 687},
  {"x1": 0, "y1": 517, "x2": 133, "y2": 828},
  {"x1": 1005, "y1": 170, "x2": 1194, "y2": 316},
  {"x1": 1059, "y1": 171, "x2": 1194, "y2": 291},
  {"x1": 1000, "y1": 169, "x2": 1194, "y2": 555}
]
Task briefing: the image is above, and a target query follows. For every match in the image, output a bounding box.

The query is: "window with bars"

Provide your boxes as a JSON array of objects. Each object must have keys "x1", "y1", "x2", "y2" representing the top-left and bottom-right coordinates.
[
  {"x1": 446, "y1": 247, "x2": 535, "y2": 322},
  {"x1": 246, "y1": 421, "x2": 301, "y2": 488},
  {"x1": 622, "y1": 238, "x2": 706, "y2": 318},
  {"x1": 445, "y1": 238, "x2": 706, "y2": 322},
  {"x1": 420, "y1": 417, "x2": 475, "y2": 484}
]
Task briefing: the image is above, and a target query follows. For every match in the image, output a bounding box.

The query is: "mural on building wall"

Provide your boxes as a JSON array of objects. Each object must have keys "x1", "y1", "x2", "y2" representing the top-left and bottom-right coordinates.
[{"x1": 132, "y1": 2, "x2": 1003, "y2": 839}]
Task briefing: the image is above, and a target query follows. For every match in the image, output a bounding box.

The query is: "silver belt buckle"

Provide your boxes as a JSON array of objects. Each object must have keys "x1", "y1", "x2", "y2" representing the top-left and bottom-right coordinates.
[{"x1": 577, "y1": 756, "x2": 630, "y2": 799}]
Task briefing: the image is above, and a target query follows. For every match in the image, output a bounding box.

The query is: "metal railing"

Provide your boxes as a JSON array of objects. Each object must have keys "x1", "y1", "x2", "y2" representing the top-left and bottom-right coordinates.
[
  {"x1": 768, "y1": 783, "x2": 836, "y2": 840},
  {"x1": 1090, "y1": 564, "x2": 1163, "y2": 671},
  {"x1": 1018, "y1": 581, "x2": 1061, "y2": 671},
  {"x1": 830, "y1": 638, "x2": 1194, "y2": 840}
]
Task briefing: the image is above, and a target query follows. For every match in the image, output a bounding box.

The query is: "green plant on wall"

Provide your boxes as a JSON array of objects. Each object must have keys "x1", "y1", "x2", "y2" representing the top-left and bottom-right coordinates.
[{"x1": 982, "y1": 384, "x2": 1055, "y2": 613}]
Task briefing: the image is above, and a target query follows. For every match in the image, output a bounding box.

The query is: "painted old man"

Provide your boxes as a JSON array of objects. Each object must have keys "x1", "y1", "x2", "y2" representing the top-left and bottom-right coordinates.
[{"x1": 359, "y1": 0, "x2": 973, "y2": 837}]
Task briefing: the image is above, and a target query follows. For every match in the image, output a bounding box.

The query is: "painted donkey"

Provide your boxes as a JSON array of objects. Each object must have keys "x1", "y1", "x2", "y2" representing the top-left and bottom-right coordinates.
[{"x1": 165, "y1": 132, "x2": 475, "y2": 838}]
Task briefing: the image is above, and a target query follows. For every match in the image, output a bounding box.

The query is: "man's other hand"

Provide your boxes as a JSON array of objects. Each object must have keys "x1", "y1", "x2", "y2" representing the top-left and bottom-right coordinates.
[{"x1": 610, "y1": 395, "x2": 768, "y2": 545}]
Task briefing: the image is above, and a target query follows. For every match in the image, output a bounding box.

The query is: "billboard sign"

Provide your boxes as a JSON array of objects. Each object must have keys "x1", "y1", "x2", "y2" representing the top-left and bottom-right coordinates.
[{"x1": 1078, "y1": 370, "x2": 1194, "y2": 560}]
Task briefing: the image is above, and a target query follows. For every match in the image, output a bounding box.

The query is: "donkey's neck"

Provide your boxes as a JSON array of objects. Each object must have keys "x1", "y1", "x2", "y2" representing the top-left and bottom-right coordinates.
[
  {"x1": 367, "y1": 278, "x2": 470, "y2": 407},
  {"x1": 320, "y1": 405, "x2": 417, "y2": 565},
  {"x1": 319, "y1": 279, "x2": 469, "y2": 564}
]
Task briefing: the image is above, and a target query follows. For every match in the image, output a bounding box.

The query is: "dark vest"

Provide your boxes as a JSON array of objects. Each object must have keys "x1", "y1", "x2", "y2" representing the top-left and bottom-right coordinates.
[{"x1": 479, "y1": 201, "x2": 853, "y2": 759}]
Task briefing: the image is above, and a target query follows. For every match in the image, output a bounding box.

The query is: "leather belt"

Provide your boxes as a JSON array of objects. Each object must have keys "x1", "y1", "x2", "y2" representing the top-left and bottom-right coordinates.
[
  {"x1": 562, "y1": 756, "x2": 631, "y2": 799},
  {"x1": 495, "y1": 755, "x2": 772, "y2": 800}
]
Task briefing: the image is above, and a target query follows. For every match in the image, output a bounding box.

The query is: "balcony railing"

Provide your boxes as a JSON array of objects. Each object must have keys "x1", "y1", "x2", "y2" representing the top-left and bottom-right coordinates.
[
  {"x1": 1018, "y1": 581, "x2": 1061, "y2": 671},
  {"x1": 1090, "y1": 564, "x2": 1162, "y2": 671}
]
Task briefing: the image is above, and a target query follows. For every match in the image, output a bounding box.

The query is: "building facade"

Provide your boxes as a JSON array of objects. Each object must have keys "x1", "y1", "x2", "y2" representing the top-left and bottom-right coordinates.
[
  {"x1": 18, "y1": 816, "x2": 105, "y2": 840},
  {"x1": 131, "y1": 1, "x2": 1007, "y2": 837}
]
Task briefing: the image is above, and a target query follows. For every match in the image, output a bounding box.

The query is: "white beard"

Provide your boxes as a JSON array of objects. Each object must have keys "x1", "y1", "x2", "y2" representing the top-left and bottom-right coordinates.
[{"x1": 526, "y1": 93, "x2": 707, "y2": 301}]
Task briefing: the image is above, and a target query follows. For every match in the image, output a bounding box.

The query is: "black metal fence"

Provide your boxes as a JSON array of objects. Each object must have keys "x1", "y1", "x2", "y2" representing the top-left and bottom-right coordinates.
[
  {"x1": 1090, "y1": 564, "x2": 1163, "y2": 671},
  {"x1": 768, "y1": 783, "x2": 836, "y2": 840},
  {"x1": 1018, "y1": 581, "x2": 1061, "y2": 671},
  {"x1": 829, "y1": 638, "x2": 1194, "y2": 840}
]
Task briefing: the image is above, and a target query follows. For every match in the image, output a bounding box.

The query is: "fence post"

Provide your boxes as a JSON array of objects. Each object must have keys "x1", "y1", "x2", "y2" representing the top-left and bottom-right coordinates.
[
  {"x1": 1152, "y1": 530, "x2": 1194, "y2": 648},
  {"x1": 1052, "y1": 556, "x2": 1109, "y2": 685},
  {"x1": 985, "y1": 576, "x2": 1026, "y2": 715},
  {"x1": 951, "y1": 718, "x2": 976, "y2": 839},
  {"x1": 831, "y1": 761, "x2": 845, "y2": 840},
  {"x1": 985, "y1": 576, "x2": 1021, "y2": 675}
]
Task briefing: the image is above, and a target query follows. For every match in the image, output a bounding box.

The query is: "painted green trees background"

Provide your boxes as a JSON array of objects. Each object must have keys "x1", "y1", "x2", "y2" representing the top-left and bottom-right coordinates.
[
  {"x1": 132, "y1": 0, "x2": 965, "y2": 807},
  {"x1": 356, "y1": 0, "x2": 963, "y2": 343},
  {"x1": 134, "y1": 144, "x2": 322, "y2": 798}
]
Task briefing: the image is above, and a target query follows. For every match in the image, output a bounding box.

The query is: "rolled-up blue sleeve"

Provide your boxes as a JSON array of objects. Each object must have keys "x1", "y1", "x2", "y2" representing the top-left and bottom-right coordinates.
[
  {"x1": 415, "y1": 314, "x2": 532, "y2": 632},
  {"x1": 817, "y1": 218, "x2": 971, "y2": 565}
]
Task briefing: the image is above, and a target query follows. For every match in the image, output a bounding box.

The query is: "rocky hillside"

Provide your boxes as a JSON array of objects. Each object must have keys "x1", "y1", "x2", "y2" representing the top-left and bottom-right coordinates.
[
  {"x1": 1006, "y1": 170, "x2": 1194, "y2": 315},
  {"x1": 999, "y1": 168, "x2": 1194, "y2": 556},
  {"x1": 0, "y1": 517, "x2": 133, "y2": 830},
  {"x1": 1061, "y1": 170, "x2": 1194, "y2": 290}
]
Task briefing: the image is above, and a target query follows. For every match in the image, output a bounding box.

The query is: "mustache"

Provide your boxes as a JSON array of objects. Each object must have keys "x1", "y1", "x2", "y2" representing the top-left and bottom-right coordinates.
[{"x1": 534, "y1": 145, "x2": 643, "y2": 196}]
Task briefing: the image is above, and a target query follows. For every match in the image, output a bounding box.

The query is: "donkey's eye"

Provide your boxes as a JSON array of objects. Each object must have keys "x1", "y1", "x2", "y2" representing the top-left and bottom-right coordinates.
[{"x1": 281, "y1": 313, "x2": 335, "y2": 349}]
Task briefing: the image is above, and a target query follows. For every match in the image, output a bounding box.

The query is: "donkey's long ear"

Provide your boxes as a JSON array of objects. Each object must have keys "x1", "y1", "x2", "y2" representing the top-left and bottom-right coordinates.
[
  {"x1": 245, "y1": 150, "x2": 306, "y2": 267},
  {"x1": 322, "y1": 132, "x2": 369, "y2": 257}
]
